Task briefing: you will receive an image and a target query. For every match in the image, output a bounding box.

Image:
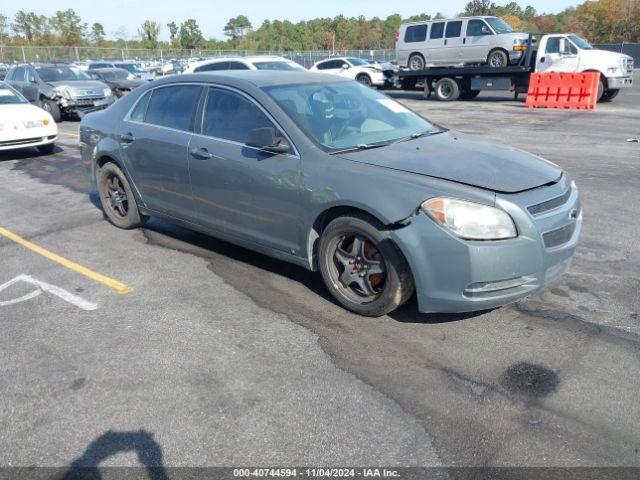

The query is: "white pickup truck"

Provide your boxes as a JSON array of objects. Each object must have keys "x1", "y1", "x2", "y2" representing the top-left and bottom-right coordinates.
[{"x1": 397, "y1": 33, "x2": 634, "y2": 102}]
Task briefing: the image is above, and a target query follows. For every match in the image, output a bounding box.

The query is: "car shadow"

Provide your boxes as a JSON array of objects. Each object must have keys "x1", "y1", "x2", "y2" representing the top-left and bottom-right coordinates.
[
  {"x1": 57, "y1": 429, "x2": 167, "y2": 480},
  {"x1": 143, "y1": 217, "x2": 489, "y2": 325},
  {"x1": 0, "y1": 144, "x2": 65, "y2": 162}
]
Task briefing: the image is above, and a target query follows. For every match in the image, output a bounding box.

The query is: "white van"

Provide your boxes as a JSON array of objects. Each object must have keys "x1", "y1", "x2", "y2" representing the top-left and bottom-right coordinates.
[{"x1": 396, "y1": 16, "x2": 532, "y2": 70}]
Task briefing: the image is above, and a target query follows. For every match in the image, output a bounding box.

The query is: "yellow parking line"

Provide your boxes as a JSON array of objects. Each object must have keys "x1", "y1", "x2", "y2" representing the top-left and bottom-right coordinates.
[
  {"x1": 0, "y1": 226, "x2": 133, "y2": 295},
  {"x1": 58, "y1": 132, "x2": 79, "y2": 138}
]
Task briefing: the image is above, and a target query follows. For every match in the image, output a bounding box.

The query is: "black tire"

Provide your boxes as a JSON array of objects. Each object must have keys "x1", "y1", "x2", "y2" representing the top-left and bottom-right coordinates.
[
  {"x1": 487, "y1": 49, "x2": 509, "y2": 68},
  {"x1": 460, "y1": 89, "x2": 481, "y2": 100},
  {"x1": 356, "y1": 73, "x2": 372, "y2": 87},
  {"x1": 37, "y1": 143, "x2": 55, "y2": 154},
  {"x1": 600, "y1": 89, "x2": 619, "y2": 102},
  {"x1": 434, "y1": 77, "x2": 460, "y2": 101},
  {"x1": 596, "y1": 76, "x2": 606, "y2": 102},
  {"x1": 318, "y1": 213, "x2": 414, "y2": 317},
  {"x1": 40, "y1": 99, "x2": 62, "y2": 123},
  {"x1": 96, "y1": 162, "x2": 147, "y2": 229},
  {"x1": 408, "y1": 53, "x2": 425, "y2": 71}
]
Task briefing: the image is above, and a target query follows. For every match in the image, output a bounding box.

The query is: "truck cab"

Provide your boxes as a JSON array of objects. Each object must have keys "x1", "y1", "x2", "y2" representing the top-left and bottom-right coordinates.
[{"x1": 536, "y1": 34, "x2": 634, "y2": 100}]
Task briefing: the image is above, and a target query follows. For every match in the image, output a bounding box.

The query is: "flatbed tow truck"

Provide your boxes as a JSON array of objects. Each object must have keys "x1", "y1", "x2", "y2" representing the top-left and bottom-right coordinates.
[{"x1": 396, "y1": 34, "x2": 634, "y2": 102}]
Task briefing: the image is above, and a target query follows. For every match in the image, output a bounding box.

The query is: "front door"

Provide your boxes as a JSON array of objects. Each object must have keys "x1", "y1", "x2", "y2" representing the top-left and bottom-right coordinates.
[
  {"x1": 463, "y1": 19, "x2": 494, "y2": 64},
  {"x1": 188, "y1": 86, "x2": 302, "y2": 254},
  {"x1": 538, "y1": 36, "x2": 580, "y2": 73},
  {"x1": 118, "y1": 84, "x2": 202, "y2": 220}
]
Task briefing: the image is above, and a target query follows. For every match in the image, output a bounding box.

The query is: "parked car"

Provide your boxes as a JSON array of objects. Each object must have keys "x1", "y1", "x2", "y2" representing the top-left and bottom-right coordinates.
[
  {"x1": 80, "y1": 72, "x2": 581, "y2": 317},
  {"x1": 365, "y1": 60, "x2": 398, "y2": 89},
  {"x1": 86, "y1": 68, "x2": 146, "y2": 98},
  {"x1": 0, "y1": 82, "x2": 57, "y2": 154},
  {"x1": 309, "y1": 57, "x2": 385, "y2": 87},
  {"x1": 89, "y1": 61, "x2": 154, "y2": 81},
  {"x1": 396, "y1": 16, "x2": 533, "y2": 69},
  {"x1": 5, "y1": 63, "x2": 114, "y2": 122},
  {"x1": 184, "y1": 56, "x2": 306, "y2": 73}
]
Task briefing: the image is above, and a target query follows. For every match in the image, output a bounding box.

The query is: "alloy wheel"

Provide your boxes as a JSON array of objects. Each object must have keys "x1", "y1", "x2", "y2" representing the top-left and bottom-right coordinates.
[{"x1": 104, "y1": 173, "x2": 129, "y2": 218}]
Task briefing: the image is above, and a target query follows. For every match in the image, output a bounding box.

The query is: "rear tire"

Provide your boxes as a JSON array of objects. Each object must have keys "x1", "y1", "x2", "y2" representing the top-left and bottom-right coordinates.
[
  {"x1": 600, "y1": 89, "x2": 619, "y2": 102},
  {"x1": 434, "y1": 77, "x2": 460, "y2": 101},
  {"x1": 487, "y1": 49, "x2": 509, "y2": 68},
  {"x1": 408, "y1": 53, "x2": 425, "y2": 71},
  {"x1": 96, "y1": 162, "x2": 147, "y2": 229},
  {"x1": 318, "y1": 213, "x2": 414, "y2": 317},
  {"x1": 40, "y1": 99, "x2": 61, "y2": 123},
  {"x1": 460, "y1": 89, "x2": 481, "y2": 100}
]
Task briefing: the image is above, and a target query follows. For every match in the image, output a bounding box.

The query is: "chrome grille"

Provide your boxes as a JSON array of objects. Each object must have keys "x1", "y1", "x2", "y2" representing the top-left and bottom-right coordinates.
[
  {"x1": 626, "y1": 58, "x2": 634, "y2": 75},
  {"x1": 528, "y1": 189, "x2": 571, "y2": 216},
  {"x1": 543, "y1": 222, "x2": 576, "y2": 248}
]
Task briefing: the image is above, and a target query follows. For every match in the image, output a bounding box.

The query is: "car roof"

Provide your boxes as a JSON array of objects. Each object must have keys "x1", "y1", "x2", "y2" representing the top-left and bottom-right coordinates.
[
  {"x1": 154, "y1": 70, "x2": 348, "y2": 88},
  {"x1": 92, "y1": 67, "x2": 128, "y2": 73},
  {"x1": 403, "y1": 15, "x2": 497, "y2": 26}
]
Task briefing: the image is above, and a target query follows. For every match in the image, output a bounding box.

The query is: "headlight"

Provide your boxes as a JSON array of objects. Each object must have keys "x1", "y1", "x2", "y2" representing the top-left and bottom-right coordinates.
[
  {"x1": 103, "y1": 88, "x2": 112, "y2": 97},
  {"x1": 24, "y1": 119, "x2": 49, "y2": 128},
  {"x1": 421, "y1": 198, "x2": 517, "y2": 240},
  {"x1": 52, "y1": 86, "x2": 71, "y2": 99}
]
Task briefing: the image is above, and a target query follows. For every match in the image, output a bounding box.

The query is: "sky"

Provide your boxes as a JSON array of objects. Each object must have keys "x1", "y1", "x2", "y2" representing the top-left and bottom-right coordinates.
[{"x1": 6, "y1": 0, "x2": 581, "y2": 41}]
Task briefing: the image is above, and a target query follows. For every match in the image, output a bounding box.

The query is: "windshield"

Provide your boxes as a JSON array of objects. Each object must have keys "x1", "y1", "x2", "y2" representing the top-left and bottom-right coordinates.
[
  {"x1": 117, "y1": 63, "x2": 144, "y2": 73},
  {"x1": 0, "y1": 83, "x2": 28, "y2": 104},
  {"x1": 37, "y1": 66, "x2": 84, "y2": 82},
  {"x1": 103, "y1": 69, "x2": 131, "y2": 80},
  {"x1": 346, "y1": 58, "x2": 369, "y2": 67},
  {"x1": 264, "y1": 81, "x2": 439, "y2": 151},
  {"x1": 568, "y1": 35, "x2": 593, "y2": 50},
  {"x1": 485, "y1": 17, "x2": 514, "y2": 34},
  {"x1": 71, "y1": 69, "x2": 90, "y2": 79},
  {"x1": 253, "y1": 61, "x2": 305, "y2": 71}
]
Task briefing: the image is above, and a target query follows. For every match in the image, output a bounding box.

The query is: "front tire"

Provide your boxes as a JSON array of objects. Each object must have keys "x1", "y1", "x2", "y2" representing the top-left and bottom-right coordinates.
[
  {"x1": 600, "y1": 89, "x2": 619, "y2": 102},
  {"x1": 356, "y1": 73, "x2": 372, "y2": 87},
  {"x1": 40, "y1": 99, "x2": 62, "y2": 123},
  {"x1": 318, "y1": 213, "x2": 414, "y2": 317},
  {"x1": 487, "y1": 49, "x2": 509, "y2": 68},
  {"x1": 96, "y1": 162, "x2": 147, "y2": 229}
]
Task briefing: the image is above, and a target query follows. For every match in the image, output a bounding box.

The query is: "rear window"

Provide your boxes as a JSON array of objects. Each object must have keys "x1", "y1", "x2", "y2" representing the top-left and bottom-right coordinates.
[
  {"x1": 227, "y1": 61, "x2": 251, "y2": 70},
  {"x1": 445, "y1": 21, "x2": 462, "y2": 38},
  {"x1": 430, "y1": 22, "x2": 444, "y2": 39},
  {"x1": 404, "y1": 25, "x2": 428, "y2": 43},
  {"x1": 144, "y1": 85, "x2": 201, "y2": 131}
]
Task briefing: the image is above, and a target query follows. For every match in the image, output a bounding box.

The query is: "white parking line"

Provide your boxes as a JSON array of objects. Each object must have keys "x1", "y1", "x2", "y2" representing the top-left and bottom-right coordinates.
[{"x1": 0, "y1": 274, "x2": 97, "y2": 311}]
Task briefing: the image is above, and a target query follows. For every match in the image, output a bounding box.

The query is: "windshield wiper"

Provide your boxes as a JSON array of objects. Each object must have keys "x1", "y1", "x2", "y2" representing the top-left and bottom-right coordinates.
[
  {"x1": 392, "y1": 130, "x2": 443, "y2": 144},
  {"x1": 329, "y1": 143, "x2": 389, "y2": 155}
]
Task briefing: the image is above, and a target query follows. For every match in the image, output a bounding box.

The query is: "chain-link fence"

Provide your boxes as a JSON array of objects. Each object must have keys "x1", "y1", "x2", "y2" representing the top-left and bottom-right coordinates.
[
  {"x1": 1, "y1": 44, "x2": 637, "y2": 69},
  {"x1": 593, "y1": 43, "x2": 640, "y2": 65},
  {"x1": 0, "y1": 45, "x2": 396, "y2": 68}
]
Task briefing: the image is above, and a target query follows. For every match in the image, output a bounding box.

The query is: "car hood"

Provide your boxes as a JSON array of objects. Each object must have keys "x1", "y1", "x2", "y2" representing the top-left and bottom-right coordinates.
[
  {"x1": 0, "y1": 103, "x2": 54, "y2": 122},
  {"x1": 581, "y1": 48, "x2": 628, "y2": 64},
  {"x1": 109, "y1": 79, "x2": 146, "y2": 88},
  {"x1": 337, "y1": 131, "x2": 562, "y2": 193},
  {"x1": 47, "y1": 80, "x2": 107, "y2": 89}
]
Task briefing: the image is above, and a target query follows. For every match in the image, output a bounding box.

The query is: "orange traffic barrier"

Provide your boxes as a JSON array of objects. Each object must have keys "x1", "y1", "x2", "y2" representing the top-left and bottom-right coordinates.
[{"x1": 526, "y1": 72, "x2": 600, "y2": 110}]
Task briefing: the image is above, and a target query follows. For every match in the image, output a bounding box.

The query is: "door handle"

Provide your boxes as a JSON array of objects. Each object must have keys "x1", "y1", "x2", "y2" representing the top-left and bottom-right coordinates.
[
  {"x1": 190, "y1": 147, "x2": 214, "y2": 160},
  {"x1": 120, "y1": 132, "x2": 135, "y2": 143},
  {"x1": 444, "y1": 39, "x2": 448, "y2": 45},
  {"x1": 463, "y1": 38, "x2": 466, "y2": 44}
]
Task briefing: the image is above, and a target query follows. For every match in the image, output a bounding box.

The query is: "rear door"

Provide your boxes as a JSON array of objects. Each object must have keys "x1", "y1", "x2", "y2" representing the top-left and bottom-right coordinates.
[
  {"x1": 188, "y1": 86, "x2": 302, "y2": 253},
  {"x1": 464, "y1": 19, "x2": 494, "y2": 64},
  {"x1": 118, "y1": 84, "x2": 202, "y2": 220}
]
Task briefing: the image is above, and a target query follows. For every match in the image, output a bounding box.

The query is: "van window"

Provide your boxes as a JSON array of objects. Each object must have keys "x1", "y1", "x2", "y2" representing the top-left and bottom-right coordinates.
[
  {"x1": 144, "y1": 85, "x2": 201, "y2": 131},
  {"x1": 404, "y1": 24, "x2": 428, "y2": 43},
  {"x1": 430, "y1": 22, "x2": 445, "y2": 39},
  {"x1": 467, "y1": 19, "x2": 490, "y2": 37},
  {"x1": 445, "y1": 21, "x2": 462, "y2": 38}
]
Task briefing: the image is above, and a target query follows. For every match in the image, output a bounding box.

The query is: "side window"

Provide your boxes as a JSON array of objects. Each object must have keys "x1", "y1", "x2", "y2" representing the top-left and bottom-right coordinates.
[
  {"x1": 202, "y1": 88, "x2": 275, "y2": 144},
  {"x1": 196, "y1": 62, "x2": 228, "y2": 72},
  {"x1": 564, "y1": 40, "x2": 578, "y2": 54},
  {"x1": 144, "y1": 85, "x2": 201, "y2": 131},
  {"x1": 430, "y1": 22, "x2": 445, "y2": 39},
  {"x1": 129, "y1": 90, "x2": 152, "y2": 122},
  {"x1": 404, "y1": 24, "x2": 428, "y2": 43},
  {"x1": 26, "y1": 67, "x2": 36, "y2": 83},
  {"x1": 545, "y1": 37, "x2": 560, "y2": 54},
  {"x1": 13, "y1": 67, "x2": 26, "y2": 82},
  {"x1": 445, "y1": 21, "x2": 462, "y2": 38},
  {"x1": 227, "y1": 61, "x2": 250, "y2": 70},
  {"x1": 467, "y1": 19, "x2": 490, "y2": 37},
  {"x1": 316, "y1": 61, "x2": 330, "y2": 70}
]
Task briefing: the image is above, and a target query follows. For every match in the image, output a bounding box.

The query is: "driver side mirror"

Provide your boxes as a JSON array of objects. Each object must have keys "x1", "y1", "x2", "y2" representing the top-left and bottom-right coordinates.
[
  {"x1": 246, "y1": 127, "x2": 291, "y2": 154},
  {"x1": 341, "y1": 63, "x2": 350, "y2": 69}
]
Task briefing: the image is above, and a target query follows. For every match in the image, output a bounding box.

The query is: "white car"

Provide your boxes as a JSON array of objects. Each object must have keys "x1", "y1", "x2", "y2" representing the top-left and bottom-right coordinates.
[
  {"x1": 309, "y1": 57, "x2": 385, "y2": 87},
  {"x1": 184, "y1": 56, "x2": 306, "y2": 73},
  {"x1": 0, "y1": 83, "x2": 57, "y2": 154}
]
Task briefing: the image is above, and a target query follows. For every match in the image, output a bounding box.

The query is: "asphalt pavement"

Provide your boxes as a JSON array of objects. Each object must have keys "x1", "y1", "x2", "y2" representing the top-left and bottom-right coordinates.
[{"x1": 0, "y1": 73, "x2": 638, "y2": 469}]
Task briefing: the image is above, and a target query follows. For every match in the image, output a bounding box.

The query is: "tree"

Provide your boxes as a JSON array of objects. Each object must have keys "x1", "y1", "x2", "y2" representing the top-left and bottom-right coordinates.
[
  {"x1": 167, "y1": 21, "x2": 179, "y2": 46},
  {"x1": 51, "y1": 9, "x2": 86, "y2": 45},
  {"x1": 464, "y1": 0, "x2": 496, "y2": 15},
  {"x1": 90, "y1": 22, "x2": 105, "y2": 45},
  {"x1": 12, "y1": 11, "x2": 40, "y2": 44},
  {"x1": 179, "y1": 19, "x2": 203, "y2": 49},
  {"x1": 223, "y1": 15, "x2": 253, "y2": 42},
  {"x1": 0, "y1": 14, "x2": 8, "y2": 44},
  {"x1": 139, "y1": 20, "x2": 161, "y2": 49}
]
